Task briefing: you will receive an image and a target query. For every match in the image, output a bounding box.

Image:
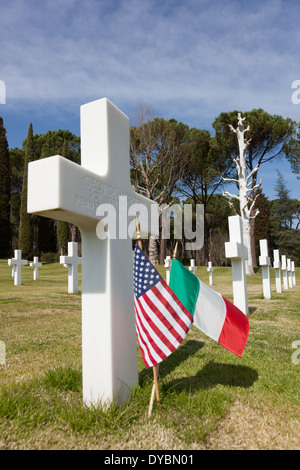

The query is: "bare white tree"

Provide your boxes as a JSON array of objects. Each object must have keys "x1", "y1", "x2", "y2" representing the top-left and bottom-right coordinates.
[{"x1": 222, "y1": 113, "x2": 262, "y2": 275}]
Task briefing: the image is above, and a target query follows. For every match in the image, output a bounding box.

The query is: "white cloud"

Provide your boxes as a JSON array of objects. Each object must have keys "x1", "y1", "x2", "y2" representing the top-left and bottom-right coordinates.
[
  {"x1": 1, "y1": 0, "x2": 299, "y2": 199},
  {"x1": 1, "y1": 0, "x2": 300, "y2": 129}
]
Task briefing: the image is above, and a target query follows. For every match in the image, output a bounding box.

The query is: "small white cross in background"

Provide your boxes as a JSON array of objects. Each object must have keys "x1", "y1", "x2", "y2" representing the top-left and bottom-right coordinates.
[
  {"x1": 60, "y1": 242, "x2": 81, "y2": 293},
  {"x1": 291, "y1": 261, "x2": 296, "y2": 286},
  {"x1": 273, "y1": 249, "x2": 282, "y2": 294},
  {"x1": 207, "y1": 261, "x2": 213, "y2": 285},
  {"x1": 9, "y1": 250, "x2": 28, "y2": 286},
  {"x1": 287, "y1": 258, "x2": 293, "y2": 288},
  {"x1": 30, "y1": 256, "x2": 42, "y2": 280},
  {"x1": 189, "y1": 259, "x2": 197, "y2": 275},
  {"x1": 259, "y1": 239, "x2": 271, "y2": 299},
  {"x1": 164, "y1": 255, "x2": 172, "y2": 285},
  {"x1": 281, "y1": 255, "x2": 288, "y2": 290}
]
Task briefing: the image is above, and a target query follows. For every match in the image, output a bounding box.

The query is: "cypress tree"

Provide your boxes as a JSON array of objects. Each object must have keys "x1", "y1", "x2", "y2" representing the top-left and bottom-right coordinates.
[
  {"x1": 0, "y1": 117, "x2": 11, "y2": 258},
  {"x1": 254, "y1": 189, "x2": 271, "y2": 261},
  {"x1": 38, "y1": 217, "x2": 57, "y2": 254},
  {"x1": 57, "y1": 218, "x2": 69, "y2": 254},
  {"x1": 19, "y1": 123, "x2": 35, "y2": 258}
]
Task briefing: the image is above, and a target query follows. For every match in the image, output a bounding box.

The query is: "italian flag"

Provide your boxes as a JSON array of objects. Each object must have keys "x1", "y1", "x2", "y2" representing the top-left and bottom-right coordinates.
[{"x1": 169, "y1": 259, "x2": 249, "y2": 358}]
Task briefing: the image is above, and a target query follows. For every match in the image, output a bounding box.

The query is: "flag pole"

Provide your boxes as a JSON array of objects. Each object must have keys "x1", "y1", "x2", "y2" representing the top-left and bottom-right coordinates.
[
  {"x1": 172, "y1": 241, "x2": 178, "y2": 260},
  {"x1": 135, "y1": 217, "x2": 160, "y2": 417}
]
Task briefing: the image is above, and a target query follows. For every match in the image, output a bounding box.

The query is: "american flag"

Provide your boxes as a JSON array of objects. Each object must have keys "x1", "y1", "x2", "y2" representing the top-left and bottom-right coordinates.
[{"x1": 133, "y1": 243, "x2": 193, "y2": 368}]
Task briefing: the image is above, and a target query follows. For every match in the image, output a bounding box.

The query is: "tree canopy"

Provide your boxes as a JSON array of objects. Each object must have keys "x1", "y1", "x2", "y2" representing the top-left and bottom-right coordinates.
[
  {"x1": 212, "y1": 109, "x2": 295, "y2": 176},
  {"x1": 130, "y1": 117, "x2": 189, "y2": 204}
]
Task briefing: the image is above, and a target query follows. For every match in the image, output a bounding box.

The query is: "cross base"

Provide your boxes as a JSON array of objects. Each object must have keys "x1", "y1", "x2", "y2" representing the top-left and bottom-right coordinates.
[{"x1": 81, "y1": 231, "x2": 138, "y2": 407}]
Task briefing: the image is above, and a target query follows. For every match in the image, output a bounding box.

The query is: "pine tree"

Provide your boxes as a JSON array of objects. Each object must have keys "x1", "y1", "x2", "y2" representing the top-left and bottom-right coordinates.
[
  {"x1": 273, "y1": 170, "x2": 294, "y2": 228},
  {"x1": 19, "y1": 123, "x2": 35, "y2": 258},
  {"x1": 0, "y1": 117, "x2": 11, "y2": 258},
  {"x1": 269, "y1": 170, "x2": 300, "y2": 263}
]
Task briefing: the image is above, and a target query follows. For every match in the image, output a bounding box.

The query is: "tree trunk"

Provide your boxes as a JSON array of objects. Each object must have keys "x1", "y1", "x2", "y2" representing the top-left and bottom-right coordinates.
[
  {"x1": 160, "y1": 236, "x2": 166, "y2": 264},
  {"x1": 237, "y1": 125, "x2": 254, "y2": 275},
  {"x1": 242, "y1": 217, "x2": 254, "y2": 275},
  {"x1": 69, "y1": 223, "x2": 77, "y2": 242},
  {"x1": 250, "y1": 214, "x2": 257, "y2": 268},
  {"x1": 149, "y1": 235, "x2": 158, "y2": 265},
  {"x1": 227, "y1": 113, "x2": 257, "y2": 275},
  {"x1": 203, "y1": 211, "x2": 209, "y2": 265}
]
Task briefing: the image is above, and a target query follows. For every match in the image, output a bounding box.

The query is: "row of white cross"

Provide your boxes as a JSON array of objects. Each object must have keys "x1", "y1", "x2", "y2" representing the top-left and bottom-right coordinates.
[
  {"x1": 165, "y1": 216, "x2": 297, "y2": 316},
  {"x1": 179, "y1": 245, "x2": 296, "y2": 297},
  {"x1": 165, "y1": 216, "x2": 250, "y2": 315},
  {"x1": 8, "y1": 242, "x2": 82, "y2": 292},
  {"x1": 10, "y1": 238, "x2": 296, "y2": 300},
  {"x1": 259, "y1": 241, "x2": 296, "y2": 298}
]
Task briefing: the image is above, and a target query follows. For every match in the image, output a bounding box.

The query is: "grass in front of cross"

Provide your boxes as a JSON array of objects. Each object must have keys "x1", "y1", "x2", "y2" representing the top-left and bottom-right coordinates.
[{"x1": 0, "y1": 260, "x2": 299, "y2": 450}]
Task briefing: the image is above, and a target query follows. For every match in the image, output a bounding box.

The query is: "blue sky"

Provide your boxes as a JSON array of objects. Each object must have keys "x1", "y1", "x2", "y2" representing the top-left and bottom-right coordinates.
[{"x1": 1, "y1": 0, "x2": 300, "y2": 200}]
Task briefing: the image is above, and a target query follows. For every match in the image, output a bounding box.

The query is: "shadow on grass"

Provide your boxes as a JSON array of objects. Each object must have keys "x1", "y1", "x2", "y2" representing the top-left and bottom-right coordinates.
[
  {"x1": 163, "y1": 360, "x2": 258, "y2": 394},
  {"x1": 248, "y1": 306, "x2": 257, "y2": 315},
  {"x1": 139, "y1": 339, "x2": 205, "y2": 384},
  {"x1": 139, "y1": 339, "x2": 258, "y2": 394},
  {"x1": 0, "y1": 298, "x2": 21, "y2": 303}
]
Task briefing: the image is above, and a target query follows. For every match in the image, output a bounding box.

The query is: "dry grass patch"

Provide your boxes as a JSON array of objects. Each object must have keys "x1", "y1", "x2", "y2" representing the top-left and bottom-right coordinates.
[{"x1": 206, "y1": 397, "x2": 300, "y2": 450}]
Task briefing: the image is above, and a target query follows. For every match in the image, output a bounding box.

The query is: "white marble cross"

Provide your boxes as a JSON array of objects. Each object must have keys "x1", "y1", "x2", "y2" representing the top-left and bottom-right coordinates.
[
  {"x1": 60, "y1": 242, "x2": 82, "y2": 293},
  {"x1": 28, "y1": 98, "x2": 158, "y2": 407},
  {"x1": 291, "y1": 261, "x2": 296, "y2": 286},
  {"x1": 8, "y1": 259, "x2": 15, "y2": 278},
  {"x1": 9, "y1": 250, "x2": 28, "y2": 285},
  {"x1": 189, "y1": 259, "x2": 197, "y2": 275},
  {"x1": 273, "y1": 249, "x2": 282, "y2": 294},
  {"x1": 259, "y1": 239, "x2": 271, "y2": 299},
  {"x1": 281, "y1": 255, "x2": 288, "y2": 290},
  {"x1": 0, "y1": 340, "x2": 5, "y2": 365},
  {"x1": 30, "y1": 256, "x2": 42, "y2": 280},
  {"x1": 287, "y1": 258, "x2": 293, "y2": 288},
  {"x1": 225, "y1": 215, "x2": 248, "y2": 314},
  {"x1": 164, "y1": 255, "x2": 172, "y2": 285},
  {"x1": 207, "y1": 261, "x2": 213, "y2": 285}
]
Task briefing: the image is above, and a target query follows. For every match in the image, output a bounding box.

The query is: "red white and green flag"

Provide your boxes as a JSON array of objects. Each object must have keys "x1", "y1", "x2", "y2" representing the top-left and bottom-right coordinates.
[{"x1": 169, "y1": 259, "x2": 249, "y2": 358}]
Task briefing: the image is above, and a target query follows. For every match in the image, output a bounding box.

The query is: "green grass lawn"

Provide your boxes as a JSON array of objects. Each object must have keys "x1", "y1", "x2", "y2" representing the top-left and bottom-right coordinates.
[{"x1": 0, "y1": 259, "x2": 299, "y2": 450}]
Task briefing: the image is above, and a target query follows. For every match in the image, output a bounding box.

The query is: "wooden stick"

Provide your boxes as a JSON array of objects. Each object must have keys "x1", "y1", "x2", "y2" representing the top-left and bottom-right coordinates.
[
  {"x1": 153, "y1": 363, "x2": 160, "y2": 401},
  {"x1": 172, "y1": 241, "x2": 178, "y2": 259},
  {"x1": 135, "y1": 216, "x2": 142, "y2": 250},
  {"x1": 148, "y1": 364, "x2": 160, "y2": 417},
  {"x1": 148, "y1": 381, "x2": 156, "y2": 418}
]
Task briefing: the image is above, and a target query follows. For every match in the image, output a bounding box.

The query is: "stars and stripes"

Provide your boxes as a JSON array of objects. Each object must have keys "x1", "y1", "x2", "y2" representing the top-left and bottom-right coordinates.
[{"x1": 133, "y1": 243, "x2": 193, "y2": 368}]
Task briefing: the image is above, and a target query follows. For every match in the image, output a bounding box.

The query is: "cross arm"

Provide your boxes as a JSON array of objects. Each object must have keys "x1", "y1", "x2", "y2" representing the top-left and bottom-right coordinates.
[
  {"x1": 28, "y1": 155, "x2": 158, "y2": 237},
  {"x1": 259, "y1": 255, "x2": 270, "y2": 266},
  {"x1": 28, "y1": 155, "x2": 97, "y2": 228},
  {"x1": 225, "y1": 241, "x2": 248, "y2": 261},
  {"x1": 60, "y1": 255, "x2": 82, "y2": 265}
]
